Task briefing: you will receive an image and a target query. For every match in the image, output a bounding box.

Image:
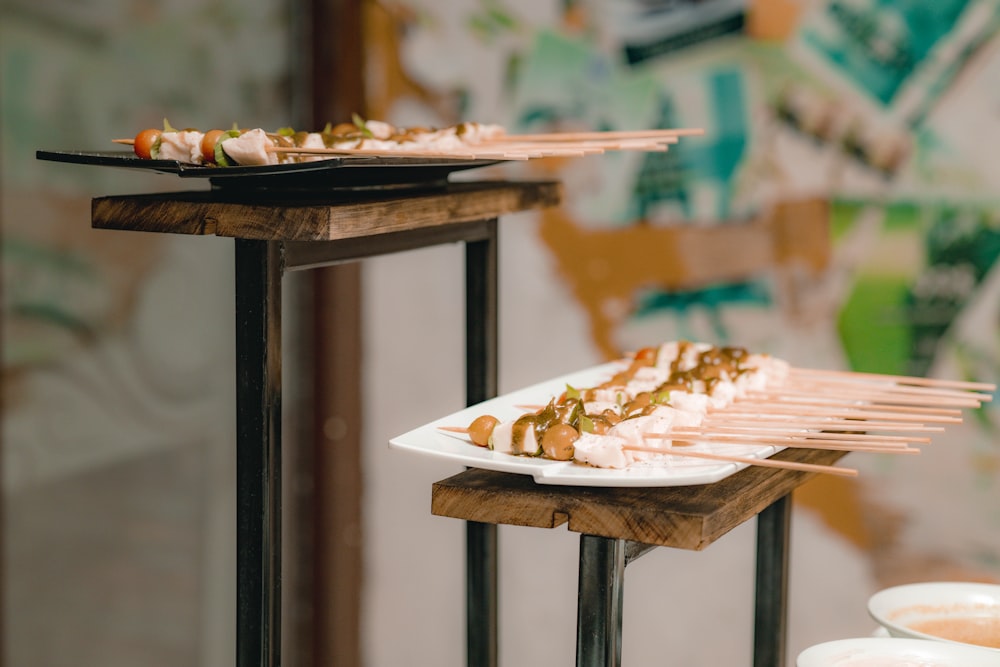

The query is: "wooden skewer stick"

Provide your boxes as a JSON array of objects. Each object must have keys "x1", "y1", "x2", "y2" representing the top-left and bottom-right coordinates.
[
  {"x1": 790, "y1": 367, "x2": 996, "y2": 392},
  {"x1": 722, "y1": 396, "x2": 962, "y2": 417},
  {"x1": 439, "y1": 424, "x2": 918, "y2": 453},
  {"x1": 642, "y1": 436, "x2": 918, "y2": 454},
  {"x1": 781, "y1": 380, "x2": 993, "y2": 402},
  {"x1": 754, "y1": 385, "x2": 989, "y2": 405},
  {"x1": 700, "y1": 418, "x2": 944, "y2": 432},
  {"x1": 489, "y1": 145, "x2": 604, "y2": 156},
  {"x1": 648, "y1": 431, "x2": 918, "y2": 447},
  {"x1": 621, "y1": 445, "x2": 859, "y2": 477},
  {"x1": 490, "y1": 128, "x2": 705, "y2": 142},
  {"x1": 745, "y1": 389, "x2": 981, "y2": 409},
  {"x1": 720, "y1": 408, "x2": 961, "y2": 424},
  {"x1": 478, "y1": 137, "x2": 676, "y2": 150},
  {"x1": 720, "y1": 406, "x2": 963, "y2": 423},
  {"x1": 445, "y1": 415, "x2": 945, "y2": 435},
  {"x1": 667, "y1": 428, "x2": 928, "y2": 444},
  {"x1": 266, "y1": 145, "x2": 532, "y2": 160}
]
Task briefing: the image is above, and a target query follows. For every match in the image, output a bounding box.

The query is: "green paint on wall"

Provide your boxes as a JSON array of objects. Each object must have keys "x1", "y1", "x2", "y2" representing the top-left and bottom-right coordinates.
[{"x1": 838, "y1": 276, "x2": 912, "y2": 374}]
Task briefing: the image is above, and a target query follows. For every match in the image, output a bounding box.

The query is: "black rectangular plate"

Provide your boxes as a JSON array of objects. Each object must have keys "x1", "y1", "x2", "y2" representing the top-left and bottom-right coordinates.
[{"x1": 36, "y1": 150, "x2": 500, "y2": 190}]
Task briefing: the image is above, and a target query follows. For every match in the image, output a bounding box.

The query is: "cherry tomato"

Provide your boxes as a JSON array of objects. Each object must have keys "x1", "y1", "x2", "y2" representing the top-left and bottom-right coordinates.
[
  {"x1": 633, "y1": 346, "x2": 658, "y2": 366},
  {"x1": 133, "y1": 129, "x2": 162, "y2": 160},
  {"x1": 200, "y1": 129, "x2": 225, "y2": 164},
  {"x1": 627, "y1": 346, "x2": 659, "y2": 374}
]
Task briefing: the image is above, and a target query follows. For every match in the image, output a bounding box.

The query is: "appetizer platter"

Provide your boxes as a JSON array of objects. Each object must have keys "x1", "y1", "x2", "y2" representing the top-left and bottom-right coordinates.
[
  {"x1": 389, "y1": 341, "x2": 994, "y2": 487},
  {"x1": 36, "y1": 116, "x2": 703, "y2": 189}
]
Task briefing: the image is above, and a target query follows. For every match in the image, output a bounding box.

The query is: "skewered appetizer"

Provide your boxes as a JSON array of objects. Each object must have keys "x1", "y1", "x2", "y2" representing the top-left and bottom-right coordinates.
[
  {"x1": 461, "y1": 342, "x2": 785, "y2": 466},
  {"x1": 118, "y1": 118, "x2": 703, "y2": 166},
  {"x1": 442, "y1": 340, "x2": 993, "y2": 476},
  {"x1": 124, "y1": 116, "x2": 505, "y2": 166}
]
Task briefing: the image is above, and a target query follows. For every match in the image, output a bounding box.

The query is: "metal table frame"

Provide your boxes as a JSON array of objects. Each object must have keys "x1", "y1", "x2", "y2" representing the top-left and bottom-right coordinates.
[
  {"x1": 233, "y1": 222, "x2": 501, "y2": 667},
  {"x1": 87, "y1": 176, "x2": 795, "y2": 667},
  {"x1": 575, "y1": 496, "x2": 791, "y2": 667}
]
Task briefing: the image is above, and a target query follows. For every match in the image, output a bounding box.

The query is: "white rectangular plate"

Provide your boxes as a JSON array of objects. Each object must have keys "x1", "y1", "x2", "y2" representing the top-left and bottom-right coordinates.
[{"x1": 389, "y1": 361, "x2": 783, "y2": 487}]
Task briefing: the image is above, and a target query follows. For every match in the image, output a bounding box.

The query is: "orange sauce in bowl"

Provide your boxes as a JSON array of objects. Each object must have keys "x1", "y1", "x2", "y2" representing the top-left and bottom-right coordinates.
[{"x1": 908, "y1": 616, "x2": 1000, "y2": 649}]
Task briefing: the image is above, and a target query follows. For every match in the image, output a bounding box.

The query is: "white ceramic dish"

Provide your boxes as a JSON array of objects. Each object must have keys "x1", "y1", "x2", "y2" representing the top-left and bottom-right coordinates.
[
  {"x1": 389, "y1": 361, "x2": 783, "y2": 487},
  {"x1": 868, "y1": 582, "x2": 1000, "y2": 652},
  {"x1": 797, "y1": 636, "x2": 998, "y2": 666}
]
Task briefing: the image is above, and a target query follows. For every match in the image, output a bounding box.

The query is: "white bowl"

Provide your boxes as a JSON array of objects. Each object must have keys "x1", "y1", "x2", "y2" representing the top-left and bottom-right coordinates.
[
  {"x1": 867, "y1": 581, "x2": 1000, "y2": 652},
  {"x1": 797, "y1": 637, "x2": 998, "y2": 666}
]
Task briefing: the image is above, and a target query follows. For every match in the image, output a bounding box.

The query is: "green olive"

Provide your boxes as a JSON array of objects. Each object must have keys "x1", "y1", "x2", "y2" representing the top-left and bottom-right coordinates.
[
  {"x1": 624, "y1": 392, "x2": 652, "y2": 415},
  {"x1": 542, "y1": 423, "x2": 578, "y2": 460},
  {"x1": 467, "y1": 415, "x2": 499, "y2": 448},
  {"x1": 601, "y1": 409, "x2": 621, "y2": 426}
]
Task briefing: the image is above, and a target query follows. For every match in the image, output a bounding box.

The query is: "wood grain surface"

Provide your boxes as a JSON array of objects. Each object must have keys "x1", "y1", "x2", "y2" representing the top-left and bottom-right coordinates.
[
  {"x1": 432, "y1": 449, "x2": 849, "y2": 550},
  {"x1": 92, "y1": 181, "x2": 563, "y2": 241}
]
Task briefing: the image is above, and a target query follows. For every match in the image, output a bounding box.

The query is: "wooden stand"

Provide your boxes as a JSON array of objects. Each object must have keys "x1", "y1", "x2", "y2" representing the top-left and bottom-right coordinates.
[
  {"x1": 433, "y1": 450, "x2": 847, "y2": 666},
  {"x1": 91, "y1": 178, "x2": 562, "y2": 667}
]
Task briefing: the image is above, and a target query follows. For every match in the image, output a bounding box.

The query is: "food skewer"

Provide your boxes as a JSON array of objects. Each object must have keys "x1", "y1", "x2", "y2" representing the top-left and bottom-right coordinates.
[
  {"x1": 745, "y1": 396, "x2": 981, "y2": 410},
  {"x1": 116, "y1": 138, "x2": 676, "y2": 161},
  {"x1": 440, "y1": 424, "x2": 926, "y2": 446},
  {"x1": 519, "y1": 401, "x2": 965, "y2": 423},
  {"x1": 438, "y1": 425, "x2": 887, "y2": 467},
  {"x1": 504, "y1": 411, "x2": 941, "y2": 435},
  {"x1": 112, "y1": 119, "x2": 700, "y2": 167},
  {"x1": 485, "y1": 128, "x2": 705, "y2": 142}
]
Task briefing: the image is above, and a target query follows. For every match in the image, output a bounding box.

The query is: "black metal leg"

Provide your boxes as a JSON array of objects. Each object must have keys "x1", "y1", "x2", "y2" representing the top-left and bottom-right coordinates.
[
  {"x1": 576, "y1": 535, "x2": 627, "y2": 667},
  {"x1": 466, "y1": 521, "x2": 499, "y2": 667},
  {"x1": 753, "y1": 494, "x2": 792, "y2": 667},
  {"x1": 235, "y1": 239, "x2": 283, "y2": 667},
  {"x1": 465, "y1": 220, "x2": 499, "y2": 667}
]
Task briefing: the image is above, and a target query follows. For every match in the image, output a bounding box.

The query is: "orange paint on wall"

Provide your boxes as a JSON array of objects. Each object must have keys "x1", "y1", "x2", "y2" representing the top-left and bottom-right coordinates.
[
  {"x1": 794, "y1": 477, "x2": 873, "y2": 552},
  {"x1": 746, "y1": 0, "x2": 804, "y2": 41}
]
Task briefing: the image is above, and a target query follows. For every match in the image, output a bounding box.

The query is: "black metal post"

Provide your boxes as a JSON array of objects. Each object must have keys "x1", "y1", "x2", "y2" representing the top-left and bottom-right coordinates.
[
  {"x1": 576, "y1": 535, "x2": 627, "y2": 667},
  {"x1": 235, "y1": 239, "x2": 283, "y2": 667},
  {"x1": 753, "y1": 494, "x2": 792, "y2": 667},
  {"x1": 465, "y1": 219, "x2": 499, "y2": 667}
]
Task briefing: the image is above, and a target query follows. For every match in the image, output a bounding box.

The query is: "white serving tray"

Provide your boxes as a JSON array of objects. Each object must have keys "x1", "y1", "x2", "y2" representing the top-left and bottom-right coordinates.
[{"x1": 389, "y1": 361, "x2": 782, "y2": 487}]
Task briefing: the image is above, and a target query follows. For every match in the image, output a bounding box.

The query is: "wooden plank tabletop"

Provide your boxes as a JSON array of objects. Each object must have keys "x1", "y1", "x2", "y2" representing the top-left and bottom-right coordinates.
[
  {"x1": 432, "y1": 448, "x2": 849, "y2": 551},
  {"x1": 92, "y1": 180, "x2": 562, "y2": 241}
]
